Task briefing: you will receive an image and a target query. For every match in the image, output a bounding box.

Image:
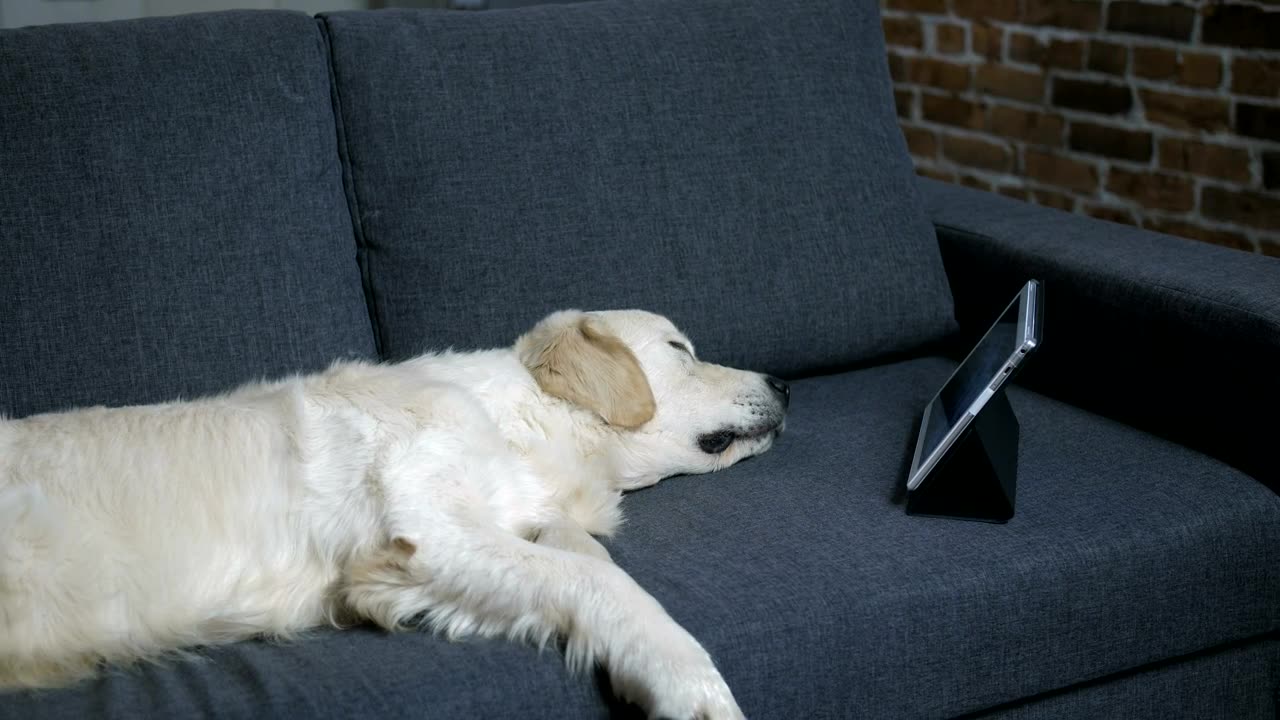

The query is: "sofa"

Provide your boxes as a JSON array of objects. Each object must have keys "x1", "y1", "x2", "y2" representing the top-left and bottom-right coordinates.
[{"x1": 0, "y1": 1, "x2": 1275, "y2": 718}]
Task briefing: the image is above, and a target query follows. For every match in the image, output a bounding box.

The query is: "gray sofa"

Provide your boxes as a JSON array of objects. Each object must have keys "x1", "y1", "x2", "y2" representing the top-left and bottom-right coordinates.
[{"x1": 1, "y1": 1, "x2": 1276, "y2": 718}]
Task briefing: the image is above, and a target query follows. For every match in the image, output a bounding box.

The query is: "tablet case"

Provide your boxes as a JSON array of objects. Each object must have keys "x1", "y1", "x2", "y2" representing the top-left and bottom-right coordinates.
[{"x1": 905, "y1": 388, "x2": 1019, "y2": 523}]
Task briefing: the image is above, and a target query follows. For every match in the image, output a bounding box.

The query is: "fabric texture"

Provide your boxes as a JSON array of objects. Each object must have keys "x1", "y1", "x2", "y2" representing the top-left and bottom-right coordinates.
[
  {"x1": 5, "y1": 358, "x2": 1275, "y2": 718},
  {"x1": 973, "y1": 639, "x2": 1278, "y2": 720},
  {"x1": 321, "y1": 0, "x2": 956, "y2": 376},
  {"x1": 919, "y1": 177, "x2": 1280, "y2": 491},
  {"x1": 0, "y1": 11, "x2": 375, "y2": 418}
]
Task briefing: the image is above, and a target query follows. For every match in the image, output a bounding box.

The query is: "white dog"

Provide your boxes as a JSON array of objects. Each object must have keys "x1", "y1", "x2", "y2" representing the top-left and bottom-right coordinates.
[{"x1": 0, "y1": 309, "x2": 788, "y2": 718}]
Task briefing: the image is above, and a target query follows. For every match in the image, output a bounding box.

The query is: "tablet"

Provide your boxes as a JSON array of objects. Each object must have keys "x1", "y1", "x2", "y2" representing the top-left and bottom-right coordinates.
[{"x1": 906, "y1": 280, "x2": 1042, "y2": 492}]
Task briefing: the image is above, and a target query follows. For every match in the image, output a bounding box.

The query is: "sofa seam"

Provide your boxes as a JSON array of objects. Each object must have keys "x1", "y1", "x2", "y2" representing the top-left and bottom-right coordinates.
[
  {"x1": 933, "y1": 221, "x2": 1280, "y2": 336},
  {"x1": 317, "y1": 14, "x2": 386, "y2": 359},
  {"x1": 951, "y1": 632, "x2": 1280, "y2": 719}
]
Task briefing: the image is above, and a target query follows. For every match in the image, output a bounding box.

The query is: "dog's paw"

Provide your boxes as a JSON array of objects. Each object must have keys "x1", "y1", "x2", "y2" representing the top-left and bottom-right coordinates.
[{"x1": 644, "y1": 662, "x2": 744, "y2": 720}]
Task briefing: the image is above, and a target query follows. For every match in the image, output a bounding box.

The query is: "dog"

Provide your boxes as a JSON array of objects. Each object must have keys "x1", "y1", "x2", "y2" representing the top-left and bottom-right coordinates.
[{"x1": 0, "y1": 309, "x2": 788, "y2": 718}]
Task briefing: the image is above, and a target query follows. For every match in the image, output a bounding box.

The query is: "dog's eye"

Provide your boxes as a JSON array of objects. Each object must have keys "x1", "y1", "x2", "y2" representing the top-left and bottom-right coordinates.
[{"x1": 668, "y1": 341, "x2": 692, "y2": 356}]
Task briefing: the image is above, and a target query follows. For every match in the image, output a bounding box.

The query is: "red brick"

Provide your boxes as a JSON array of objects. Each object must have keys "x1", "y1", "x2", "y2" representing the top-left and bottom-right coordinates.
[
  {"x1": 935, "y1": 24, "x2": 966, "y2": 54},
  {"x1": 1023, "y1": 149, "x2": 1099, "y2": 192},
  {"x1": 902, "y1": 126, "x2": 939, "y2": 159},
  {"x1": 1084, "y1": 204, "x2": 1138, "y2": 226},
  {"x1": 1144, "y1": 218, "x2": 1254, "y2": 252},
  {"x1": 1052, "y1": 78, "x2": 1132, "y2": 115},
  {"x1": 1046, "y1": 39, "x2": 1085, "y2": 69},
  {"x1": 906, "y1": 58, "x2": 971, "y2": 91},
  {"x1": 1132, "y1": 46, "x2": 1177, "y2": 79},
  {"x1": 888, "y1": 53, "x2": 907, "y2": 83},
  {"x1": 894, "y1": 89, "x2": 914, "y2": 119},
  {"x1": 1202, "y1": 186, "x2": 1280, "y2": 231},
  {"x1": 1157, "y1": 139, "x2": 1251, "y2": 183},
  {"x1": 975, "y1": 64, "x2": 1046, "y2": 102},
  {"x1": 1030, "y1": 188, "x2": 1078, "y2": 212},
  {"x1": 1107, "y1": 169, "x2": 1195, "y2": 212},
  {"x1": 883, "y1": 16, "x2": 923, "y2": 48},
  {"x1": 1024, "y1": 0, "x2": 1102, "y2": 30},
  {"x1": 885, "y1": 0, "x2": 948, "y2": 12},
  {"x1": 971, "y1": 23, "x2": 1004, "y2": 60},
  {"x1": 989, "y1": 106, "x2": 1065, "y2": 146},
  {"x1": 1140, "y1": 89, "x2": 1229, "y2": 132},
  {"x1": 1087, "y1": 41, "x2": 1128, "y2": 75},
  {"x1": 1237, "y1": 104, "x2": 1280, "y2": 142},
  {"x1": 1131, "y1": 48, "x2": 1218, "y2": 88},
  {"x1": 998, "y1": 186, "x2": 1031, "y2": 202},
  {"x1": 1107, "y1": 1, "x2": 1195, "y2": 40},
  {"x1": 1265, "y1": 152, "x2": 1280, "y2": 190},
  {"x1": 1178, "y1": 53, "x2": 1221, "y2": 89},
  {"x1": 1231, "y1": 58, "x2": 1280, "y2": 97},
  {"x1": 917, "y1": 166, "x2": 957, "y2": 183},
  {"x1": 1011, "y1": 34, "x2": 1084, "y2": 69},
  {"x1": 954, "y1": 0, "x2": 1019, "y2": 22},
  {"x1": 1068, "y1": 122, "x2": 1153, "y2": 161},
  {"x1": 1203, "y1": 5, "x2": 1280, "y2": 50},
  {"x1": 1009, "y1": 33, "x2": 1041, "y2": 64},
  {"x1": 922, "y1": 95, "x2": 985, "y2": 130},
  {"x1": 942, "y1": 134, "x2": 1014, "y2": 172},
  {"x1": 959, "y1": 175, "x2": 994, "y2": 192},
  {"x1": 1132, "y1": 47, "x2": 1221, "y2": 88}
]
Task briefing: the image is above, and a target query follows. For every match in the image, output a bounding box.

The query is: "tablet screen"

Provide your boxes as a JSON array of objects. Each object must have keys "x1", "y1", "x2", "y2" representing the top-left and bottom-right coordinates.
[{"x1": 917, "y1": 297, "x2": 1021, "y2": 473}]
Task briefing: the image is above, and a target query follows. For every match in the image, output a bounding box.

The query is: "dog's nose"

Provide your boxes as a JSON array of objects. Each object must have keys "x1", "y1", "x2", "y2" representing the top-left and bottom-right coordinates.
[{"x1": 765, "y1": 375, "x2": 790, "y2": 407}]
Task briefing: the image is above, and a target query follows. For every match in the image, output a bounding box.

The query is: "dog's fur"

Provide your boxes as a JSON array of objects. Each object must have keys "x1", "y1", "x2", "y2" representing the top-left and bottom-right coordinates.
[{"x1": 0, "y1": 309, "x2": 787, "y2": 718}]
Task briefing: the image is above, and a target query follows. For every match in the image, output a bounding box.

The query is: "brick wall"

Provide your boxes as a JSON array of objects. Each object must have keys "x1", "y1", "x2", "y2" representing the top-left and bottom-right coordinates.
[{"x1": 883, "y1": 0, "x2": 1280, "y2": 256}]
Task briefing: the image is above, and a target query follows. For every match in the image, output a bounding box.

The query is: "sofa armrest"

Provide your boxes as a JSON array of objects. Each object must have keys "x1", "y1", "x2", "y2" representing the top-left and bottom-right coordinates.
[{"x1": 919, "y1": 178, "x2": 1280, "y2": 491}]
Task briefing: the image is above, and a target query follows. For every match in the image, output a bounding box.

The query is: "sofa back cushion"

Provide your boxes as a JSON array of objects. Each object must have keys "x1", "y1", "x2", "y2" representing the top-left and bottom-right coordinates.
[
  {"x1": 0, "y1": 11, "x2": 376, "y2": 418},
  {"x1": 323, "y1": 0, "x2": 955, "y2": 376}
]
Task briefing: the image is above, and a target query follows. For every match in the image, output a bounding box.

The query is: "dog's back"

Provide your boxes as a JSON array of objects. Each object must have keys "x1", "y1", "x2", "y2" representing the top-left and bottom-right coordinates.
[{"x1": 0, "y1": 385, "x2": 357, "y2": 688}]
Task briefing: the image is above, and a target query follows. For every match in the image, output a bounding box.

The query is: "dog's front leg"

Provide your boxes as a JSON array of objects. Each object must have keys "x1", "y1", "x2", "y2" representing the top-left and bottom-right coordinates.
[
  {"x1": 349, "y1": 527, "x2": 743, "y2": 720},
  {"x1": 346, "y1": 431, "x2": 743, "y2": 720},
  {"x1": 533, "y1": 518, "x2": 612, "y2": 562}
]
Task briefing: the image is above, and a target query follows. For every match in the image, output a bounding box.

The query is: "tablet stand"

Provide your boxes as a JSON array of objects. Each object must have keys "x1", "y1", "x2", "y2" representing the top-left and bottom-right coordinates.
[{"x1": 906, "y1": 389, "x2": 1019, "y2": 523}]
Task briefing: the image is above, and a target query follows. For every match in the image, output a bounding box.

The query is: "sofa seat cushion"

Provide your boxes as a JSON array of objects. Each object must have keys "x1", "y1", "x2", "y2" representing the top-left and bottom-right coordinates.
[
  {"x1": 0, "y1": 11, "x2": 375, "y2": 418},
  {"x1": 322, "y1": 0, "x2": 956, "y2": 376},
  {"x1": 2, "y1": 358, "x2": 1274, "y2": 719},
  {"x1": 971, "y1": 638, "x2": 1277, "y2": 720}
]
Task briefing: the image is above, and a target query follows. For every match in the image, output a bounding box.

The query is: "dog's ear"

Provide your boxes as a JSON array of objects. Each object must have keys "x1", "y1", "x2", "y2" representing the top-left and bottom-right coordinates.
[{"x1": 517, "y1": 311, "x2": 656, "y2": 428}]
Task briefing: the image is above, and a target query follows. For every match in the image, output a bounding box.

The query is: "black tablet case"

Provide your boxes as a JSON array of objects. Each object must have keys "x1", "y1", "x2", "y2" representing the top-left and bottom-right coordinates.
[{"x1": 905, "y1": 388, "x2": 1019, "y2": 523}]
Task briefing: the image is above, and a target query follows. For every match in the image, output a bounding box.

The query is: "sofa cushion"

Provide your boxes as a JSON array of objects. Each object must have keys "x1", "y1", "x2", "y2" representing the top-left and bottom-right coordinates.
[
  {"x1": 0, "y1": 11, "x2": 375, "y2": 418},
  {"x1": 971, "y1": 639, "x2": 1278, "y2": 720},
  {"x1": 321, "y1": 0, "x2": 956, "y2": 375},
  {"x1": 4, "y1": 358, "x2": 1274, "y2": 719}
]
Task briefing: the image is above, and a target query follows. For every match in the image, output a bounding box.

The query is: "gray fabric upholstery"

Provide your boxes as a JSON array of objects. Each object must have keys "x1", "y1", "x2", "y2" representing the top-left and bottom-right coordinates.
[
  {"x1": 974, "y1": 639, "x2": 1278, "y2": 720},
  {"x1": 321, "y1": 0, "x2": 956, "y2": 376},
  {"x1": 919, "y1": 177, "x2": 1280, "y2": 490},
  {"x1": 5, "y1": 358, "x2": 1274, "y2": 718},
  {"x1": 1, "y1": 6, "x2": 1271, "y2": 719},
  {"x1": 0, "y1": 11, "x2": 375, "y2": 418}
]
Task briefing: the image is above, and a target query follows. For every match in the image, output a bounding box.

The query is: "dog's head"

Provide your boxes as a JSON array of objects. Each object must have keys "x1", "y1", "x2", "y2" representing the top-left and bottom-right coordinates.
[{"x1": 516, "y1": 309, "x2": 788, "y2": 488}]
